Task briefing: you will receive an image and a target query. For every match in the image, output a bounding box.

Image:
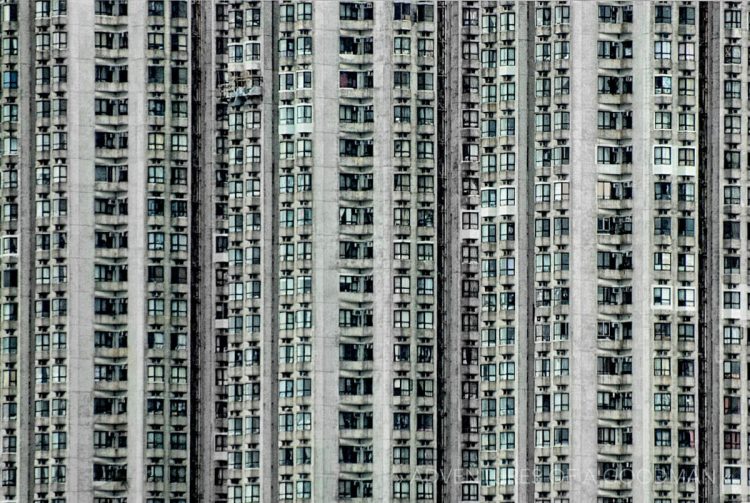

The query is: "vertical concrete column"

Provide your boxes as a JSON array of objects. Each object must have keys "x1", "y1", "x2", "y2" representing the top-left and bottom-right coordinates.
[
  {"x1": 698, "y1": 2, "x2": 723, "y2": 501},
  {"x1": 568, "y1": 1, "x2": 599, "y2": 499},
  {"x1": 126, "y1": 0, "x2": 147, "y2": 498},
  {"x1": 311, "y1": 2, "x2": 341, "y2": 500},
  {"x1": 15, "y1": 1, "x2": 37, "y2": 500},
  {"x1": 260, "y1": 2, "x2": 280, "y2": 501},
  {"x1": 65, "y1": 0, "x2": 96, "y2": 499},
  {"x1": 372, "y1": 1, "x2": 395, "y2": 500},
  {"x1": 517, "y1": 5, "x2": 536, "y2": 502},
  {"x1": 631, "y1": 3, "x2": 654, "y2": 501}
]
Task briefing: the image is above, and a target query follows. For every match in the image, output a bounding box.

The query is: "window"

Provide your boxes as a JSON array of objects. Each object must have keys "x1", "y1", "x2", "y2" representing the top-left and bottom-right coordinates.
[
  {"x1": 499, "y1": 118, "x2": 515, "y2": 136},
  {"x1": 725, "y1": 44, "x2": 741, "y2": 64},
  {"x1": 147, "y1": 165, "x2": 165, "y2": 184},
  {"x1": 724, "y1": 326, "x2": 742, "y2": 345},
  {"x1": 417, "y1": 141, "x2": 433, "y2": 159},
  {"x1": 394, "y1": 140, "x2": 410, "y2": 158},
  {"x1": 554, "y1": 357, "x2": 569, "y2": 376},
  {"x1": 655, "y1": 111, "x2": 671, "y2": 130},
  {"x1": 654, "y1": 287, "x2": 671, "y2": 306},
  {"x1": 495, "y1": 11, "x2": 515, "y2": 31},
  {"x1": 654, "y1": 75, "x2": 671, "y2": 94},
  {"x1": 679, "y1": 6, "x2": 695, "y2": 25},
  {"x1": 654, "y1": 146, "x2": 671, "y2": 165},
  {"x1": 417, "y1": 107, "x2": 433, "y2": 125},
  {"x1": 554, "y1": 111, "x2": 569, "y2": 130},
  {"x1": 725, "y1": 114, "x2": 741, "y2": 134},
  {"x1": 535, "y1": 113, "x2": 550, "y2": 132},
  {"x1": 554, "y1": 41, "x2": 569, "y2": 59},
  {"x1": 462, "y1": 42, "x2": 478, "y2": 60},
  {"x1": 2, "y1": 71, "x2": 17, "y2": 89},
  {"x1": 148, "y1": 133, "x2": 164, "y2": 150},
  {"x1": 555, "y1": 5, "x2": 570, "y2": 24},
  {"x1": 553, "y1": 393, "x2": 569, "y2": 411},
  {"x1": 654, "y1": 252, "x2": 671, "y2": 271},
  {"x1": 678, "y1": 77, "x2": 695, "y2": 96},
  {"x1": 499, "y1": 47, "x2": 515, "y2": 66},
  {"x1": 654, "y1": 217, "x2": 671, "y2": 236},
  {"x1": 725, "y1": 466, "x2": 741, "y2": 485},
  {"x1": 535, "y1": 79, "x2": 553, "y2": 99},
  {"x1": 598, "y1": 40, "x2": 632, "y2": 59},
  {"x1": 499, "y1": 83, "x2": 515, "y2": 101},
  {"x1": 52, "y1": 31, "x2": 67, "y2": 50},
  {"x1": 654, "y1": 41, "x2": 671, "y2": 59},
  {"x1": 393, "y1": 276, "x2": 410, "y2": 295},
  {"x1": 724, "y1": 291, "x2": 740, "y2": 309},
  {"x1": 553, "y1": 183, "x2": 568, "y2": 201},
  {"x1": 170, "y1": 134, "x2": 187, "y2": 152},
  {"x1": 678, "y1": 183, "x2": 695, "y2": 201},
  {"x1": 677, "y1": 42, "x2": 695, "y2": 61},
  {"x1": 678, "y1": 288, "x2": 695, "y2": 307},
  {"x1": 678, "y1": 394, "x2": 695, "y2": 413},
  {"x1": 394, "y1": 310, "x2": 410, "y2": 328},
  {"x1": 655, "y1": 5, "x2": 671, "y2": 23},
  {"x1": 536, "y1": 43, "x2": 551, "y2": 62},
  {"x1": 725, "y1": 185, "x2": 741, "y2": 205},
  {"x1": 724, "y1": 255, "x2": 740, "y2": 275},
  {"x1": 477, "y1": 50, "x2": 498, "y2": 72},
  {"x1": 678, "y1": 217, "x2": 694, "y2": 237},
  {"x1": 536, "y1": 7, "x2": 551, "y2": 25},
  {"x1": 724, "y1": 9, "x2": 741, "y2": 29},
  {"x1": 725, "y1": 79, "x2": 741, "y2": 100},
  {"x1": 655, "y1": 428, "x2": 671, "y2": 447},
  {"x1": 1, "y1": 36, "x2": 17, "y2": 56},
  {"x1": 554, "y1": 218, "x2": 569, "y2": 236},
  {"x1": 170, "y1": 66, "x2": 188, "y2": 85},
  {"x1": 495, "y1": 467, "x2": 514, "y2": 486}
]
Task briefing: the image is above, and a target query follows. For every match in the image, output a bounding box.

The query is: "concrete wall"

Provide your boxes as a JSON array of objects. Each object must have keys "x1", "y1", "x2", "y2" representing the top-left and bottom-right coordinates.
[
  {"x1": 568, "y1": 2, "x2": 600, "y2": 500},
  {"x1": 66, "y1": 0, "x2": 96, "y2": 499}
]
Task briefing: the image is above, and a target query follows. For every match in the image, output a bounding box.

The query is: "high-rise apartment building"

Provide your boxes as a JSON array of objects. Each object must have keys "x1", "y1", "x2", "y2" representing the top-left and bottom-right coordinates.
[{"x1": 0, "y1": 1, "x2": 745, "y2": 502}]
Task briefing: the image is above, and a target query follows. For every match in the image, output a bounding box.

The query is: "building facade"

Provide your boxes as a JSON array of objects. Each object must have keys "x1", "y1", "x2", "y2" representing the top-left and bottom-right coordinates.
[{"x1": 0, "y1": 1, "x2": 742, "y2": 503}]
